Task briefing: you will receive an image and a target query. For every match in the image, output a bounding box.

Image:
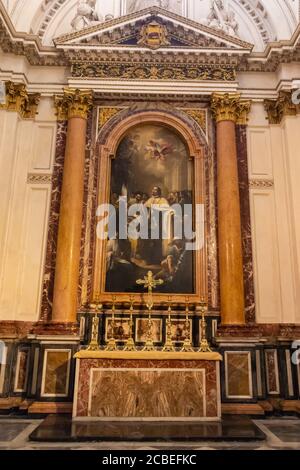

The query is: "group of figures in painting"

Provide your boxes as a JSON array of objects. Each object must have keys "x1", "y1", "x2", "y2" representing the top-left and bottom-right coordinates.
[{"x1": 105, "y1": 124, "x2": 195, "y2": 295}]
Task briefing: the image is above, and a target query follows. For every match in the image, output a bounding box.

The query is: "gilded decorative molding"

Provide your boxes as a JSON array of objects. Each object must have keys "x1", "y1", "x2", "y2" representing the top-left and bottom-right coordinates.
[
  {"x1": 264, "y1": 91, "x2": 299, "y2": 124},
  {"x1": 183, "y1": 109, "x2": 207, "y2": 135},
  {"x1": 27, "y1": 173, "x2": 53, "y2": 184},
  {"x1": 54, "y1": 88, "x2": 93, "y2": 121},
  {"x1": 71, "y1": 63, "x2": 236, "y2": 82},
  {"x1": 98, "y1": 107, "x2": 123, "y2": 131},
  {"x1": 211, "y1": 93, "x2": 251, "y2": 124},
  {"x1": 0, "y1": 81, "x2": 41, "y2": 119},
  {"x1": 249, "y1": 179, "x2": 274, "y2": 189}
]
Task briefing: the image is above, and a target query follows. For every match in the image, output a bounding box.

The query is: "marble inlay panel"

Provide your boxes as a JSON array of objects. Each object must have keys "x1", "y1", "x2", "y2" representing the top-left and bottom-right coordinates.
[
  {"x1": 89, "y1": 368, "x2": 205, "y2": 418},
  {"x1": 265, "y1": 349, "x2": 280, "y2": 395},
  {"x1": 75, "y1": 359, "x2": 219, "y2": 419},
  {"x1": 0, "y1": 423, "x2": 28, "y2": 442},
  {"x1": 225, "y1": 352, "x2": 252, "y2": 399},
  {"x1": 41, "y1": 350, "x2": 71, "y2": 397},
  {"x1": 41, "y1": 121, "x2": 67, "y2": 321},
  {"x1": 236, "y1": 125, "x2": 256, "y2": 323},
  {"x1": 14, "y1": 348, "x2": 29, "y2": 393}
]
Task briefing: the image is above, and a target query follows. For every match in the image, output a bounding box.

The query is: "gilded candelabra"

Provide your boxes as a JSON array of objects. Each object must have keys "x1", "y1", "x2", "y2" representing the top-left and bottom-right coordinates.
[
  {"x1": 181, "y1": 297, "x2": 194, "y2": 352},
  {"x1": 87, "y1": 294, "x2": 102, "y2": 351},
  {"x1": 163, "y1": 297, "x2": 175, "y2": 352},
  {"x1": 198, "y1": 298, "x2": 212, "y2": 353},
  {"x1": 123, "y1": 296, "x2": 137, "y2": 352},
  {"x1": 136, "y1": 271, "x2": 164, "y2": 352},
  {"x1": 105, "y1": 295, "x2": 118, "y2": 351}
]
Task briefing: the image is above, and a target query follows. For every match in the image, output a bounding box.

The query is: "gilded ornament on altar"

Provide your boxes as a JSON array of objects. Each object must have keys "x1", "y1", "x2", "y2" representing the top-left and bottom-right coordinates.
[{"x1": 138, "y1": 21, "x2": 170, "y2": 50}]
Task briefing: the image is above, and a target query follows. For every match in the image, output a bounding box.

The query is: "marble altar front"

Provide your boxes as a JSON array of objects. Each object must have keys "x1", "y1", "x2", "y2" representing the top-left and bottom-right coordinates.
[{"x1": 73, "y1": 351, "x2": 222, "y2": 421}]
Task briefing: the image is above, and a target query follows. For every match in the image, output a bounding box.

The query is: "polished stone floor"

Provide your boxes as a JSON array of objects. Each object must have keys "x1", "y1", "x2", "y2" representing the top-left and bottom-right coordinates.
[{"x1": 0, "y1": 416, "x2": 300, "y2": 450}]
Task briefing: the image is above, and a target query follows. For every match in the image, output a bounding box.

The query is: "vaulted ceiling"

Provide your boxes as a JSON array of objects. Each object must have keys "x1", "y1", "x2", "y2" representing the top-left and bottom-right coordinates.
[{"x1": 2, "y1": 0, "x2": 300, "y2": 51}]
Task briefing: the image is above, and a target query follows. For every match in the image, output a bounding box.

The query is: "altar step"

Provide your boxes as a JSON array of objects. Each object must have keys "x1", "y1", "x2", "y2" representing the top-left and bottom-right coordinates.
[{"x1": 29, "y1": 415, "x2": 266, "y2": 442}]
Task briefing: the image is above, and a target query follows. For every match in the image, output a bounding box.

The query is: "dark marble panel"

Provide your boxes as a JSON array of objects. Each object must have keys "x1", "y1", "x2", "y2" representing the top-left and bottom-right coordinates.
[
  {"x1": 29, "y1": 415, "x2": 266, "y2": 442},
  {"x1": 0, "y1": 423, "x2": 28, "y2": 442},
  {"x1": 236, "y1": 125, "x2": 256, "y2": 324},
  {"x1": 41, "y1": 121, "x2": 67, "y2": 322}
]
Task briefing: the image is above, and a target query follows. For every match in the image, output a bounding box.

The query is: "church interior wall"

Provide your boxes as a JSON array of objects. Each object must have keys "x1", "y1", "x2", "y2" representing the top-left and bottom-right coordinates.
[
  {"x1": 0, "y1": 97, "x2": 56, "y2": 322},
  {"x1": 247, "y1": 103, "x2": 300, "y2": 324},
  {"x1": 0, "y1": 1, "x2": 300, "y2": 418}
]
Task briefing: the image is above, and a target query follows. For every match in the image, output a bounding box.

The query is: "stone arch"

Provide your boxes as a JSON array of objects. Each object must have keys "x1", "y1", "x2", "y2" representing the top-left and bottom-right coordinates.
[{"x1": 97, "y1": 104, "x2": 208, "y2": 158}]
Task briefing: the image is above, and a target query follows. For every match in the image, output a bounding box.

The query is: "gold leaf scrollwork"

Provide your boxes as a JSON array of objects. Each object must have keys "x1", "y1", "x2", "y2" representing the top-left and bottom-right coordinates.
[
  {"x1": 184, "y1": 109, "x2": 207, "y2": 134},
  {"x1": 71, "y1": 63, "x2": 236, "y2": 82},
  {"x1": 98, "y1": 107, "x2": 123, "y2": 131}
]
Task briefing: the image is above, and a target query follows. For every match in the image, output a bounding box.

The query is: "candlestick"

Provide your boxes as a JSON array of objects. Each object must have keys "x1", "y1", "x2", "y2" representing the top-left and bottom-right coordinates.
[
  {"x1": 123, "y1": 296, "x2": 137, "y2": 351},
  {"x1": 198, "y1": 298, "x2": 212, "y2": 353},
  {"x1": 181, "y1": 297, "x2": 194, "y2": 352},
  {"x1": 163, "y1": 297, "x2": 175, "y2": 352},
  {"x1": 105, "y1": 296, "x2": 118, "y2": 351}
]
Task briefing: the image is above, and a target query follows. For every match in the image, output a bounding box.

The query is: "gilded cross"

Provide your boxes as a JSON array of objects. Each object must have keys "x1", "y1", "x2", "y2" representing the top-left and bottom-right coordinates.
[{"x1": 136, "y1": 271, "x2": 164, "y2": 310}]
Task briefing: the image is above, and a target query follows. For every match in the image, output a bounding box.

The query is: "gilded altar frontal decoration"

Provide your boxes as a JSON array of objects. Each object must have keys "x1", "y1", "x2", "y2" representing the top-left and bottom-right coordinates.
[{"x1": 104, "y1": 123, "x2": 195, "y2": 295}]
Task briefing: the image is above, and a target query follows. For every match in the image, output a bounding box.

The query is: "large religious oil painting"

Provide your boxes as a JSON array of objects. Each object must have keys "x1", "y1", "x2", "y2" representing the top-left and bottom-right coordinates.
[{"x1": 105, "y1": 123, "x2": 195, "y2": 295}]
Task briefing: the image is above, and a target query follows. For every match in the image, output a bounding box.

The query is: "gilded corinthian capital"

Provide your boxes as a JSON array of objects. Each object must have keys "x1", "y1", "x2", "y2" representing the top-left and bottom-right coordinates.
[
  {"x1": 54, "y1": 88, "x2": 93, "y2": 121},
  {"x1": 264, "y1": 91, "x2": 299, "y2": 124},
  {"x1": 211, "y1": 93, "x2": 251, "y2": 124},
  {"x1": 0, "y1": 81, "x2": 40, "y2": 119}
]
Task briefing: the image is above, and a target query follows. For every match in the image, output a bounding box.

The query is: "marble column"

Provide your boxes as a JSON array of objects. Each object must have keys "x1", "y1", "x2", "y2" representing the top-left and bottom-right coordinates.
[
  {"x1": 52, "y1": 89, "x2": 93, "y2": 323},
  {"x1": 211, "y1": 93, "x2": 251, "y2": 325}
]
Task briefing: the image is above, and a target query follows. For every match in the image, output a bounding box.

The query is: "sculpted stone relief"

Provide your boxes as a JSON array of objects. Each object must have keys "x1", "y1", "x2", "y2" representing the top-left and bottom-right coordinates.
[
  {"x1": 71, "y1": 0, "x2": 102, "y2": 31},
  {"x1": 126, "y1": 0, "x2": 183, "y2": 15},
  {"x1": 201, "y1": 0, "x2": 239, "y2": 36}
]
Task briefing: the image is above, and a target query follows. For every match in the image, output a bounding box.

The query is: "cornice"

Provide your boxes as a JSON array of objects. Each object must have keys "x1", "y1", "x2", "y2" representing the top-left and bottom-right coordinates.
[
  {"x1": 1, "y1": 4, "x2": 300, "y2": 73},
  {"x1": 0, "y1": 3, "x2": 63, "y2": 66}
]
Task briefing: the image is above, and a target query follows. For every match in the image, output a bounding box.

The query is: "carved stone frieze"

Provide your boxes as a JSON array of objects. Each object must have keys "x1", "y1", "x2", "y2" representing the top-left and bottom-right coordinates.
[
  {"x1": 249, "y1": 179, "x2": 274, "y2": 189},
  {"x1": 72, "y1": 63, "x2": 236, "y2": 81},
  {"x1": 27, "y1": 173, "x2": 53, "y2": 184}
]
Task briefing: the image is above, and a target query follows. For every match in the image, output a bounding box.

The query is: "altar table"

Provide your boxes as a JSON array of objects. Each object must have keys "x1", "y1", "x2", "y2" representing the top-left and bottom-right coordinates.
[{"x1": 73, "y1": 351, "x2": 222, "y2": 421}]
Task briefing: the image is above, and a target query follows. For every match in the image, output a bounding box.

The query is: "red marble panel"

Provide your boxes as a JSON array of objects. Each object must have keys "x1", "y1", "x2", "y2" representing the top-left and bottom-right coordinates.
[{"x1": 75, "y1": 358, "x2": 219, "y2": 419}]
